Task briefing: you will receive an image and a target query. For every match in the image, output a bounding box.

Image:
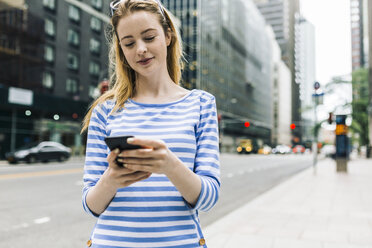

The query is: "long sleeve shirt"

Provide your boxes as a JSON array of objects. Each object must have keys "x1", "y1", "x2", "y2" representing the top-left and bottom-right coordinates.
[{"x1": 82, "y1": 89, "x2": 220, "y2": 248}]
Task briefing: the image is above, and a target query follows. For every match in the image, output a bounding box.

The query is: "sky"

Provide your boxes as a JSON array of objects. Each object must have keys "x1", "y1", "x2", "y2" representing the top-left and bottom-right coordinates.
[
  {"x1": 300, "y1": 0, "x2": 352, "y2": 84},
  {"x1": 300, "y1": 0, "x2": 353, "y2": 119}
]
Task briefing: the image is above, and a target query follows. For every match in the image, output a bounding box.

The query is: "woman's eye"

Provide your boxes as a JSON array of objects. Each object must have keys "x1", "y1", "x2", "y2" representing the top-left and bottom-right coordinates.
[
  {"x1": 144, "y1": 36, "x2": 155, "y2": 42},
  {"x1": 124, "y1": 42, "x2": 135, "y2": 47}
]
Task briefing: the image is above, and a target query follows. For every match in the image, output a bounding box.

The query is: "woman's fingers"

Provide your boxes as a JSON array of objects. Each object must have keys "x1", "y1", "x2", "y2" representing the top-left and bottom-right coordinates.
[
  {"x1": 118, "y1": 148, "x2": 154, "y2": 159},
  {"x1": 122, "y1": 171, "x2": 151, "y2": 180},
  {"x1": 121, "y1": 171, "x2": 152, "y2": 187},
  {"x1": 127, "y1": 137, "x2": 166, "y2": 150},
  {"x1": 107, "y1": 148, "x2": 120, "y2": 167}
]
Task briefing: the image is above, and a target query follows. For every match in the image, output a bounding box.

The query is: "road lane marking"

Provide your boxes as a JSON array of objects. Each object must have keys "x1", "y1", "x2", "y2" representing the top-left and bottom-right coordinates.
[
  {"x1": 0, "y1": 168, "x2": 83, "y2": 180},
  {"x1": 34, "y1": 217, "x2": 51, "y2": 224},
  {"x1": 7, "y1": 217, "x2": 51, "y2": 232},
  {"x1": 11, "y1": 223, "x2": 30, "y2": 230}
]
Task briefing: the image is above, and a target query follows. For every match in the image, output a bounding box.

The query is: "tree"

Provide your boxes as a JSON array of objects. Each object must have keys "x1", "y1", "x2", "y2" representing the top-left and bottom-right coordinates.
[{"x1": 350, "y1": 68, "x2": 369, "y2": 148}]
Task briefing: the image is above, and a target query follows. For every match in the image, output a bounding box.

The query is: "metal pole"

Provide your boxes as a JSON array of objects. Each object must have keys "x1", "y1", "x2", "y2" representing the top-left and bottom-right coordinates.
[
  {"x1": 313, "y1": 96, "x2": 318, "y2": 174},
  {"x1": 10, "y1": 108, "x2": 17, "y2": 152}
]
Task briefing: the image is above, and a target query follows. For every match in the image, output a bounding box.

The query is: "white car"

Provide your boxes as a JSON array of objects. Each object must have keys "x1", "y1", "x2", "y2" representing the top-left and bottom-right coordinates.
[{"x1": 272, "y1": 144, "x2": 291, "y2": 154}]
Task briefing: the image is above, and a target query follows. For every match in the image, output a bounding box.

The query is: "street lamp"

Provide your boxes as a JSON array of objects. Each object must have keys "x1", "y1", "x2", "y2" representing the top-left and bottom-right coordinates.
[{"x1": 312, "y1": 81, "x2": 325, "y2": 173}]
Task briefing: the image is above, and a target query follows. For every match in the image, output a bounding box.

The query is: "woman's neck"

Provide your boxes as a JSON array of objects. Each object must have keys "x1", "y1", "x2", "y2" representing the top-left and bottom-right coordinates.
[{"x1": 132, "y1": 73, "x2": 188, "y2": 104}]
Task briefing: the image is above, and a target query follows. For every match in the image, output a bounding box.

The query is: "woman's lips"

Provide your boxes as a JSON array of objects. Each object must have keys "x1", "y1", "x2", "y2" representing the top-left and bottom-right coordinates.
[{"x1": 137, "y1": 57, "x2": 153, "y2": 65}]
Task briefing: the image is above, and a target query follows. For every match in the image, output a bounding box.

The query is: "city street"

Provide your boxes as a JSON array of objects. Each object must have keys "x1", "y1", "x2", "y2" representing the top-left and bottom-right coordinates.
[{"x1": 0, "y1": 153, "x2": 312, "y2": 247}]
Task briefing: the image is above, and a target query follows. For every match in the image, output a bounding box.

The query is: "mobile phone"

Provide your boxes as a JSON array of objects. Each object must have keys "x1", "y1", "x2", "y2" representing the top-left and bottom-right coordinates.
[{"x1": 104, "y1": 135, "x2": 142, "y2": 167}]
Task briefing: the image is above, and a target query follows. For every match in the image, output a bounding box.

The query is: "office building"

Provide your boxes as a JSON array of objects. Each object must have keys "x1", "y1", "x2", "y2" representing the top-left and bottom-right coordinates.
[
  {"x1": 298, "y1": 17, "x2": 316, "y2": 143},
  {"x1": 268, "y1": 26, "x2": 292, "y2": 146},
  {"x1": 254, "y1": 0, "x2": 302, "y2": 144},
  {"x1": 0, "y1": 0, "x2": 111, "y2": 158},
  {"x1": 162, "y1": 0, "x2": 273, "y2": 151},
  {"x1": 350, "y1": 0, "x2": 369, "y2": 71}
]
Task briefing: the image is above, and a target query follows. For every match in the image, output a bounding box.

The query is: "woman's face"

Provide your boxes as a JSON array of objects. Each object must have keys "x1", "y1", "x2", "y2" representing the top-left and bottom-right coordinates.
[{"x1": 117, "y1": 11, "x2": 171, "y2": 77}]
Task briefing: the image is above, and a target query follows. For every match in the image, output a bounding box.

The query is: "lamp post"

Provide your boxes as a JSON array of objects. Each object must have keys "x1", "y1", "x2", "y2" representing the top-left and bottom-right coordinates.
[{"x1": 312, "y1": 82, "x2": 324, "y2": 173}]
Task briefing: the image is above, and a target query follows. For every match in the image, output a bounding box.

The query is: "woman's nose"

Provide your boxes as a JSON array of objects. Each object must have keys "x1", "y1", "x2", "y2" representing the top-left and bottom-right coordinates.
[{"x1": 136, "y1": 41, "x2": 147, "y2": 55}]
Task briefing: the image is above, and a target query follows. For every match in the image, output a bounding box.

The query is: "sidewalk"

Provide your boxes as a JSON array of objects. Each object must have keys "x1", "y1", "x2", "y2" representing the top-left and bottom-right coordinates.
[{"x1": 204, "y1": 158, "x2": 372, "y2": 248}]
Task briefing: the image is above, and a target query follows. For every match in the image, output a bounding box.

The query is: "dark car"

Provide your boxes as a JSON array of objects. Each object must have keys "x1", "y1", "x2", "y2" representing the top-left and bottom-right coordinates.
[{"x1": 6, "y1": 141, "x2": 71, "y2": 164}]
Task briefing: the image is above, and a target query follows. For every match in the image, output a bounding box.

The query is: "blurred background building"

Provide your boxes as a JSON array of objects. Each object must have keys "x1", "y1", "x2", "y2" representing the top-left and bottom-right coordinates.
[
  {"x1": 268, "y1": 26, "x2": 292, "y2": 146},
  {"x1": 163, "y1": 0, "x2": 274, "y2": 152},
  {"x1": 254, "y1": 0, "x2": 303, "y2": 145},
  {"x1": 0, "y1": 0, "x2": 321, "y2": 157},
  {"x1": 298, "y1": 17, "x2": 315, "y2": 144},
  {"x1": 350, "y1": 0, "x2": 368, "y2": 71},
  {"x1": 0, "y1": 0, "x2": 111, "y2": 158}
]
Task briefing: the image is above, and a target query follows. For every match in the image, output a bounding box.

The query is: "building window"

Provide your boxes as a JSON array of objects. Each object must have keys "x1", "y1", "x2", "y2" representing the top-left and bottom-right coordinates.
[
  {"x1": 43, "y1": 0, "x2": 56, "y2": 10},
  {"x1": 89, "y1": 38, "x2": 101, "y2": 54},
  {"x1": 91, "y1": 0, "x2": 103, "y2": 10},
  {"x1": 44, "y1": 18, "x2": 55, "y2": 37},
  {"x1": 66, "y1": 78, "x2": 79, "y2": 94},
  {"x1": 67, "y1": 53, "x2": 79, "y2": 70},
  {"x1": 67, "y1": 29, "x2": 80, "y2": 46},
  {"x1": 44, "y1": 45, "x2": 54, "y2": 62},
  {"x1": 89, "y1": 61, "x2": 100, "y2": 76},
  {"x1": 90, "y1": 17, "x2": 101, "y2": 32},
  {"x1": 42, "y1": 71, "x2": 54, "y2": 89},
  {"x1": 69, "y1": 5, "x2": 80, "y2": 22}
]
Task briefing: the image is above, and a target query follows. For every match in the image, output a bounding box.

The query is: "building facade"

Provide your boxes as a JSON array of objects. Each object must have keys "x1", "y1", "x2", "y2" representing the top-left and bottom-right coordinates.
[
  {"x1": 298, "y1": 17, "x2": 316, "y2": 143},
  {"x1": 269, "y1": 26, "x2": 292, "y2": 146},
  {"x1": 0, "y1": 0, "x2": 111, "y2": 158},
  {"x1": 163, "y1": 0, "x2": 273, "y2": 151},
  {"x1": 254, "y1": 0, "x2": 302, "y2": 144},
  {"x1": 350, "y1": 0, "x2": 369, "y2": 71}
]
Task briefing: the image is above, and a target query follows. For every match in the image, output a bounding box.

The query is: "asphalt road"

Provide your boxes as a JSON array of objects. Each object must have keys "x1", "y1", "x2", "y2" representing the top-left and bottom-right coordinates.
[{"x1": 0, "y1": 153, "x2": 313, "y2": 247}]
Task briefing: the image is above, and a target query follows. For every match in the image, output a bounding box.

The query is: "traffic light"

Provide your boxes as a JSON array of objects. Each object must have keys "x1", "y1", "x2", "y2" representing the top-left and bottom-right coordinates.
[
  {"x1": 328, "y1": 112, "x2": 333, "y2": 124},
  {"x1": 290, "y1": 123, "x2": 296, "y2": 130},
  {"x1": 244, "y1": 121, "x2": 250, "y2": 127}
]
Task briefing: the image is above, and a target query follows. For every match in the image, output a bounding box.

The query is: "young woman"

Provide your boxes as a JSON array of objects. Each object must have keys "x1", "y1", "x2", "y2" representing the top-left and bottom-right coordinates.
[{"x1": 81, "y1": 0, "x2": 220, "y2": 247}]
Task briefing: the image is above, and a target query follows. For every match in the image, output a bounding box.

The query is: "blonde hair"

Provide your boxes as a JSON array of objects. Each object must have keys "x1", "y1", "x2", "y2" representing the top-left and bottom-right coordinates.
[{"x1": 81, "y1": 0, "x2": 183, "y2": 132}]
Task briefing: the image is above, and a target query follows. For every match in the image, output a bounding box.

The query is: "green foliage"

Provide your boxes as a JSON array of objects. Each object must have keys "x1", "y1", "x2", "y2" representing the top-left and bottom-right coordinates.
[{"x1": 351, "y1": 68, "x2": 369, "y2": 146}]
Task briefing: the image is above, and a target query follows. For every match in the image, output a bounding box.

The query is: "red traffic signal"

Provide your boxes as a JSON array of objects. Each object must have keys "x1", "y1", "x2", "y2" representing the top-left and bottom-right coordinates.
[
  {"x1": 290, "y1": 123, "x2": 296, "y2": 130},
  {"x1": 244, "y1": 121, "x2": 250, "y2": 127}
]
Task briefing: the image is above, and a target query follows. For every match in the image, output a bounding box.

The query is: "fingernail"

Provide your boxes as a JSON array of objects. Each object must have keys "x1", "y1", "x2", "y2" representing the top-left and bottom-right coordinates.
[
  {"x1": 114, "y1": 148, "x2": 120, "y2": 154},
  {"x1": 127, "y1": 138, "x2": 134, "y2": 143},
  {"x1": 117, "y1": 158, "x2": 124, "y2": 163}
]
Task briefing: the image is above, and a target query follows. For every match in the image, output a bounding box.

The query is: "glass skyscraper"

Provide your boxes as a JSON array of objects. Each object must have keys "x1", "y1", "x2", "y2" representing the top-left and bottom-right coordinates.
[{"x1": 163, "y1": 0, "x2": 273, "y2": 149}]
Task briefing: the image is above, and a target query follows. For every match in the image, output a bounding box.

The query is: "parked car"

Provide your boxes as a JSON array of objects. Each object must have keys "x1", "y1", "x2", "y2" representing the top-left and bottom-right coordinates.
[
  {"x1": 292, "y1": 145, "x2": 305, "y2": 154},
  {"x1": 237, "y1": 139, "x2": 254, "y2": 154},
  {"x1": 237, "y1": 138, "x2": 261, "y2": 154},
  {"x1": 6, "y1": 141, "x2": 71, "y2": 164},
  {"x1": 272, "y1": 144, "x2": 291, "y2": 154},
  {"x1": 258, "y1": 145, "x2": 272, "y2": 155}
]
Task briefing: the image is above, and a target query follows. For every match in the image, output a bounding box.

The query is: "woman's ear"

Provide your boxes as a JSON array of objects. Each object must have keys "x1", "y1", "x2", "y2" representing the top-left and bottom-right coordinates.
[{"x1": 165, "y1": 28, "x2": 172, "y2": 47}]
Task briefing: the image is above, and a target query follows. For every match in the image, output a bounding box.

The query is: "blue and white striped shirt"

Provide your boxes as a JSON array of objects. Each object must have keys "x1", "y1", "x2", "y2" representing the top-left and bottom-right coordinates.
[{"x1": 83, "y1": 89, "x2": 220, "y2": 247}]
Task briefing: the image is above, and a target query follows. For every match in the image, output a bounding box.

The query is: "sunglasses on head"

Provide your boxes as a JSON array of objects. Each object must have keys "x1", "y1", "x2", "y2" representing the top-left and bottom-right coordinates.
[{"x1": 109, "y1": 0, "x2": 165, "y2": 17}]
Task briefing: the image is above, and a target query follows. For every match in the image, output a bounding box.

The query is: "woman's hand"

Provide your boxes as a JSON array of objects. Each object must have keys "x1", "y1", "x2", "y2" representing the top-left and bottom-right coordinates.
[
  {"x1": 117, "y1": 138, "x2": 202, "y2": 206},
  {"x1": 102, "y1": 148, "x2": 152, "y2": 190},
  {"x1": 116, "y1": 138, "x2": 180, "y2": 176}
]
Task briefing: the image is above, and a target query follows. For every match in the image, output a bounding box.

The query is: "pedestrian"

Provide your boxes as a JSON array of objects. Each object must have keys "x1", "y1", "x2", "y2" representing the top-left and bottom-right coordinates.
[{"x1": 80, "y1": 0, "x2": 220, "y2": 247}]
